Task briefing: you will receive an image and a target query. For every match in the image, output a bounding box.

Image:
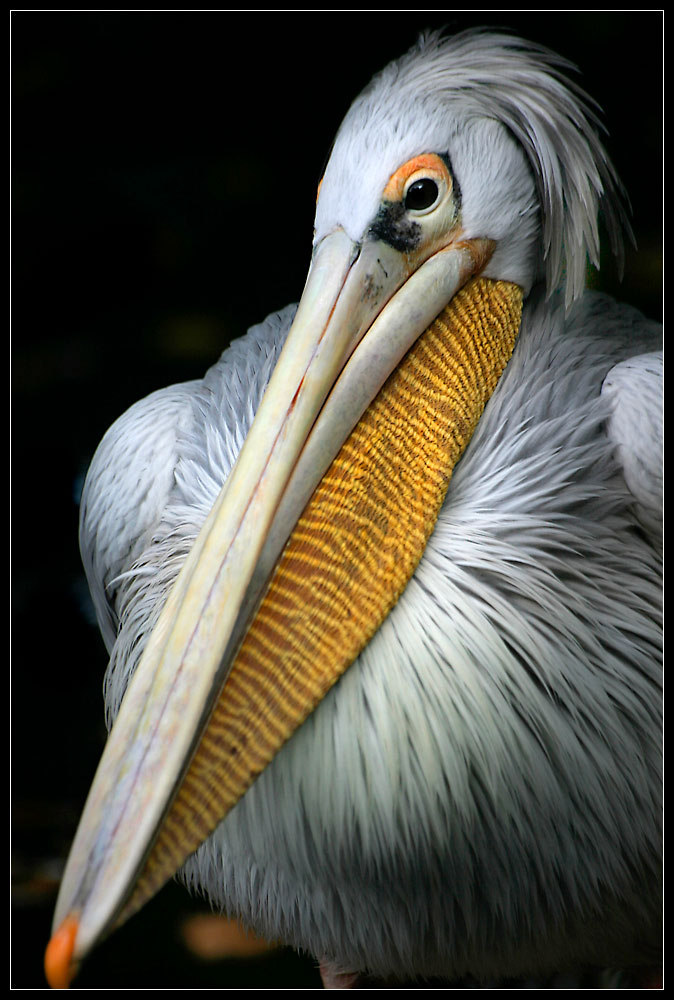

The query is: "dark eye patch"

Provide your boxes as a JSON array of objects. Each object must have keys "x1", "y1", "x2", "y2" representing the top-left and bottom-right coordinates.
[{"x1": 368, "y1": 201, "x2": 421, "y2": 252}]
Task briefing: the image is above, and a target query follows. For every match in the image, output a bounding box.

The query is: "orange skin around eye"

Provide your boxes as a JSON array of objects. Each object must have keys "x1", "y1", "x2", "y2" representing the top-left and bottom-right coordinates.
[
  {"x1": 316, "y1": 154, "x2": 450, "y2": 213},
  {"x1": 382, "y1": 153, "x2": 451, "y2": 202}
]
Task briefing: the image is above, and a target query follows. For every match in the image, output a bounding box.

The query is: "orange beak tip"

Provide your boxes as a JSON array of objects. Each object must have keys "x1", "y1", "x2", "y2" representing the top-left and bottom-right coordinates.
[{"x1": 44, "y1": 915, "x2": 79, "y2": 989}]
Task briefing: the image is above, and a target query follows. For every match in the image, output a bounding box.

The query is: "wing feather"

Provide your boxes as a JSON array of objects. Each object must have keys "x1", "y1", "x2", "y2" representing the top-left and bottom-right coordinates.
[
  {"x1": 79, "y1": 382, "x2": 198, "y2": 652},
  {"x1": 602, "y1": 351, "x2": 663, "y2": 545}
]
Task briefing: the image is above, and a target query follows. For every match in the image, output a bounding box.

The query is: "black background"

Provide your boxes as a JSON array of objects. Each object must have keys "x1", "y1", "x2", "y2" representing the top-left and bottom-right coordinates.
[{"x1": 11, "y1": 11, "x2": 662, "y2": 989}]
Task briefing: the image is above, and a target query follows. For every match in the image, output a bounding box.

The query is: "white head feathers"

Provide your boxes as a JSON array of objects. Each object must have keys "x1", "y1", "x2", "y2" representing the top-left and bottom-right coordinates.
[{"x1": 314, "y1": 29, "x2": 629, "y2": 308}]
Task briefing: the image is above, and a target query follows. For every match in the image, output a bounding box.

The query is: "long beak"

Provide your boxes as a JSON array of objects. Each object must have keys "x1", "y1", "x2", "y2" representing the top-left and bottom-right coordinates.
[{"x1": 46, "y1": 227, "x2": 515, "y2": 987}]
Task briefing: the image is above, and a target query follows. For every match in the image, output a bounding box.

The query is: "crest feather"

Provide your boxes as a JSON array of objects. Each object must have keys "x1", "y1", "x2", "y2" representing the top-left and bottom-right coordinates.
[{"x1": 366, "y1": 29, "x2": 631, "y2": 306}]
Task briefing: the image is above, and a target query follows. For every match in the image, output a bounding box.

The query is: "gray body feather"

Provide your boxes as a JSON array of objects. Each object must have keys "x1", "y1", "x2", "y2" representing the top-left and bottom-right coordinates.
[{"x1": 81, "y1": 290, "x2": 662, "y2": 980}]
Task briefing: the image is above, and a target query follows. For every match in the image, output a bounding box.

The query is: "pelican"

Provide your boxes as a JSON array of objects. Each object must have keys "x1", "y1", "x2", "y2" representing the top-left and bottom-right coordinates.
[{"x1": 45, "y1": 29, "x2": 662, "y2": 988}]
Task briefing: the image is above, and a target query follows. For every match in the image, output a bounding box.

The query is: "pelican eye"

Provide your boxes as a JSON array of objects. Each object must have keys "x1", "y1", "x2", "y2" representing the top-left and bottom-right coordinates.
[{"x1": 404, "y1": 178, "x2": 440, "y2": 213}]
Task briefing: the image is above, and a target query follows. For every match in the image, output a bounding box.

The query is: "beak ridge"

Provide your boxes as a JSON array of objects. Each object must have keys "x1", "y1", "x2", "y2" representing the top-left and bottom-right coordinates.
[{"x1": 49, "y1": 226, "x2": 507, "y2": 977}]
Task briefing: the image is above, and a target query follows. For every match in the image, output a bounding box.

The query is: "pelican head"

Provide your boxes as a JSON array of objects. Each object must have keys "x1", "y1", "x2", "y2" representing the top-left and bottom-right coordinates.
[
  {"x1": 316, "y1": 30, "x2": 625, "y2": 306},
  {"x1": 46, "y1": 29, "x2": 656, "y2": 988}
]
